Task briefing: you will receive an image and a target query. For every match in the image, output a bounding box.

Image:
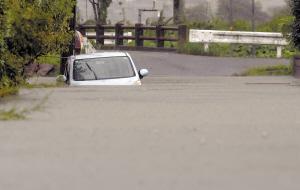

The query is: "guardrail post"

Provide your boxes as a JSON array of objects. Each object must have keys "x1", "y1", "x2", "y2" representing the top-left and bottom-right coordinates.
[
  {"x1": 135, "y1": 23, "x2": 144, "y2": 47},
  {"x1": 277, "y1": 46, "x2": 283, "y2": 58},
  {"x1": 96, "y1": 24, "x2": 104, "y2": 46},
  {"x1": 204, "y1": 43, "x2": 209, "y2": 53},
  {"x1": 156, "y1": 25, "x2": 165, "y2": 48},
  {"x1": 178, "y1": 25, "x2": 188, "y2": 47},
  {"x1": 115, "y1": 23, "x2": 124, "y2": 46}
]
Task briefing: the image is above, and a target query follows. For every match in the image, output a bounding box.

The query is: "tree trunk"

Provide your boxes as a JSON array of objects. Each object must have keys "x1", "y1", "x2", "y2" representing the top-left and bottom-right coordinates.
[
  {"x1": 89, "y1": 0, "x2": 111, "y2": 25},
  {"x1": 173, "y1": 0, "x2": 185, "y2": 24}
]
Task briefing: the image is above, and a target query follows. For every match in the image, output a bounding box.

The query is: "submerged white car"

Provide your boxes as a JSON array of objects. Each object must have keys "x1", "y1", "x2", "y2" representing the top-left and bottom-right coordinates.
[{"x1": 62, "y1": 52, "x2": 149, "y2": 86}]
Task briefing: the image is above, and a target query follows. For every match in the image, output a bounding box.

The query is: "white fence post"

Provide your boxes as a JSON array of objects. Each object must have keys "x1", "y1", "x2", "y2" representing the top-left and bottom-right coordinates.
[
  {"x1": 277, "y1": 46, "x2": 283, "y2": 58},
  {"x1": 204, "y1": 43, "x2": 209, "y2": 53}
]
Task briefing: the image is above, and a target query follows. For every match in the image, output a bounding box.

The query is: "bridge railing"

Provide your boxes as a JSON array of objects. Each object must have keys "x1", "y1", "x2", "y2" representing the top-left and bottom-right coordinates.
[
  {"x1": 189, "y1": 30, "x2": 289, "y2": 58},
  {"x1": 77, "y1": 24, "x2": 188, "y2": 51}
]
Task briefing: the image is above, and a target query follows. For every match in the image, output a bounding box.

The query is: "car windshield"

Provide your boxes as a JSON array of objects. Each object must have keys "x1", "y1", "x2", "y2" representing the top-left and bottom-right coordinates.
[{"x1": 73, "y1": 56, "x2": 135, "y2": 81}]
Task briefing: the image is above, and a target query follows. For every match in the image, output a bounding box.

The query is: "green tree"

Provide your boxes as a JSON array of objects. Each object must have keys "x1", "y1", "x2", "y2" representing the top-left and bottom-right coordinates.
[
  {"x1": 6, "y1": 0, "x2": 76, "y2": 64},
  {"x1": 89, "y1": 0, "x2": 112, "y2": 24},
  {"x1": 0, "y1": 0, "x2": 76, "y2": 87},
  {"x1": 174, "y1": 0, "x2": 185, "y2": 24},
  {"x1": 258, "y1": 15, "x2": 293, "y2": 33},
  {"x1": 0, "y1": 0, "x2": 6, "y2": 56},
  {"x1": 259, "y1": 0, "x2": 292, "y2": 34},
  {"x1": 0, "y1": 0, "x2": 6, "y2": 87}
]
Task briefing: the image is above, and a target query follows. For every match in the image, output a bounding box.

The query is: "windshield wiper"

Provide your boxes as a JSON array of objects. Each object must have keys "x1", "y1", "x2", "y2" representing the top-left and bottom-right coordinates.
[{"x1": 85, "y1": 62, "x2": 98, "y2": 80}]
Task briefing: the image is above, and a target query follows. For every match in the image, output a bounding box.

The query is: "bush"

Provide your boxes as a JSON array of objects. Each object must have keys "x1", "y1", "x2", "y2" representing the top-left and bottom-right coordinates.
[
  {"x1": 178, "y1": 42, "x2": 298, "y2": 59},
  {"x1": 0, "y1": 86, "x2": 18, "y2": 98},
  {"x1": 179, "y1": 43, "x2": 258, "y2": 57},
  {"x1": 0, "y1": 0, "x2": 76, "y2": 90},
  {"x1": 187, "y1": 19, "x2": 251, "y2": 31},
  {"x1": 178, "y1": 43, "x2": 232, "y2": 56},
  {"x1": 0, "y1": 54, "x2": 23, "y2": 88},
  {"x1": 241, "y1": 64, "x2": 292, "y2": 76},
  {"x1": 0, "y1": 0, "x2": 21, "y2": 88},
  {"x1": 7, "y1": 0, "x2": 75, "y2": 62},
  {"x1": 178, "y1": 43, "x2": 207, "y2": 55},
  {"x1": 258, "y1": 15, "x2": 293, "y2": 34}
]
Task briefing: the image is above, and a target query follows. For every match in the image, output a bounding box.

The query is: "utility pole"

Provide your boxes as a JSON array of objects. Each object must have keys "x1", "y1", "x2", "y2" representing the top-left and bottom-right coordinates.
[
  {"x1": 86, "y1": 0, "x2": 88, "y2": 20},
  {"x1": 251, "y1": 0, "x2": 256, "y2": 57},
  {"x1": 251, "y1": 0, "x2": 255, "y2": 32},
  {"x1": 118, "y1": 1, "x2": 126, "y2": 23},
  {"x1": 229, "y1": 0, "x2": 233, "y2": 30},
  {"x1": 205, "y1": 0, "x2": 208, "y2": 21}
]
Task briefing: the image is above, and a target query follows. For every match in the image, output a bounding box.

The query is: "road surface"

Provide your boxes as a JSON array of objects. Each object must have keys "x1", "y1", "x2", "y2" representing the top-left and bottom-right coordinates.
[
  {"x1": 0, "y1": 53, "x2": 299, "y2": 190},
  {"x1": 130, "y1": 51, "x2": 290, "y2": 76}
]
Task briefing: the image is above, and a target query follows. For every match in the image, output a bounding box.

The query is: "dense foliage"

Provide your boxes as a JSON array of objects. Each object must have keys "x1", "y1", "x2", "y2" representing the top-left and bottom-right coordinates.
[
  {"x1": 7, "y1": 0, "x2": 75, "y2": 62},
  {"x1": 292, "y1": 0, "x2": 300, "y2": 49},
  {"x1": 0, "y1": 0, "x2": 6, "y2": 63},
  {"x1": 0, "y1": 0, "x2": 75, "y2": 88},
  {"x1": 0, "y1": 0, "x2": 18, "y2": 88}
]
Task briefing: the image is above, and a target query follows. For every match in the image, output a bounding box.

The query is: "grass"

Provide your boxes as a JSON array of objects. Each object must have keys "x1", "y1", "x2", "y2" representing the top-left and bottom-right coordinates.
[
  {"x1": 127, "y1": 40, "x2": 177, "y2": 48},
  {"x1": 0, "y1": 82, "x2": 62, "y2": 99},
  {"x1": 22, "y1": 82, "x2": 64, "y2": 89},
  {"x1": 37, "y1": 54, "x2": 60, "y2": 65},
  {"x1": 239, "y1": 64, "x2": 292, "y2": 76},
  {"x1": 0, "y1": 86, "x2": 19, "y2": 98},
  {"x1": 178, "y1": 43, "x2": 299, "y2": 59},
  {"x1": 0, "y1": 91, "x2": 52, "y2": 121},
  {"x1": 0, "y1": 80, "x2": 60, "y2": 121},
  {"x1": 178, "y1": 43, "x2": 230, "y2": 56},
  {"x1": 30, "y1": 91, "x2": 51, "y2": 112},
  {"x1": 0, "y1": 108, "x2": 26, "y2": 121}
]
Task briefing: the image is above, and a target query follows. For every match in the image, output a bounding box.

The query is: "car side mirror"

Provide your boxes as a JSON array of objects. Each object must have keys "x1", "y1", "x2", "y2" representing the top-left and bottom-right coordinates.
[
  {"x1": 139, "y1": 69, "x2": 149, "y2": 79},
  {"x1": 56, "y1": 75, "x2": 67, "y2": 83}
]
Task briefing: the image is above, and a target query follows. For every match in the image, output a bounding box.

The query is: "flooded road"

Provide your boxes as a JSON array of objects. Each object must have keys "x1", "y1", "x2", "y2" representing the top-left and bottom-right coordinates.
[{"x1": 1, "y1": 76, "x2": 300, "y2": 190}]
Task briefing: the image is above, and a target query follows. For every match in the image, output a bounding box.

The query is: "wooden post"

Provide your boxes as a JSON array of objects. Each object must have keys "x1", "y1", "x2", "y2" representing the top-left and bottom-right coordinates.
[
  {"x1": 178, "y1": 25, "x2": 188, "y2": 48},
  {"x1": 156, "y1": 25, "x2": 164, "y2": 48},
  {"x1": 115, "y1": 23, "x2": 124, "y2": 46},
  {"x1": 96, "y1": 24, "x2": 104, "y2": 46},
  {"x1": 135, "y1": 23, "x2": 144, "y2": 47}
]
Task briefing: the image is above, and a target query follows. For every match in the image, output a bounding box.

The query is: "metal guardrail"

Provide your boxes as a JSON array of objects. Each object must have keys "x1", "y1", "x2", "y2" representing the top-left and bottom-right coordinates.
[{"x1": 189, "y1": 30, "x2": 289, "y2": 58}]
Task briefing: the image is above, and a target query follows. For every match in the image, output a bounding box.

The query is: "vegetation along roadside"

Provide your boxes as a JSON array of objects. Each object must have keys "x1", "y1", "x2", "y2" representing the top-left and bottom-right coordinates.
[
  {"x1": 238, "y1": 64, "x2": 292, "y2": 76},
  {"x1": 0, "y1": 0, "x2": 75, "y2": 97}
]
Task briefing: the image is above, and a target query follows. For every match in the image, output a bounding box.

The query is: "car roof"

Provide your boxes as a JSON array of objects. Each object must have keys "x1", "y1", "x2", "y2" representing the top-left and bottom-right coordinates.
[{"x1": 74, "y1": 52, "x2": 128, "y2": 60}]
